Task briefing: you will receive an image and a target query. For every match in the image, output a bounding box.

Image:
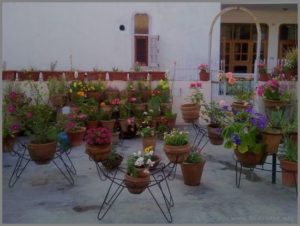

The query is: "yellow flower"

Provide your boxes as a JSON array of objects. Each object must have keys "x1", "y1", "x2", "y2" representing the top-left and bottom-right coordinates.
[
  {"x1": 144, "y1": 146, "x2": 153, "y2": 154},
  {"x1": 69, "y1": 89, "x2": 73, "y2": 93},
  {"x1": 74, "y1": 82, "x2": 77, "y2": 88},
  {"x1": 77, "y1": 91, "x2": 85, "y2": 97},
  {"x1": 159, "y1": 79, "x2": 164, "y2": 86}
]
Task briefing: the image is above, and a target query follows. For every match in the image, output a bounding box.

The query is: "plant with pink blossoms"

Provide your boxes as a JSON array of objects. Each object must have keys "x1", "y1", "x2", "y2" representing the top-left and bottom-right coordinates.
[
  {"x1": 257, "y1": 78, "x2": 291, "y2": 101},
  {"x1": 197, "y1": 64, "x2": 209, "y2": 73},
  {"x1": 85, "y1": 127, "x2": 112, "y2": 146},
  {"x1": 188, "y1": 82, "x2": 204, "y2": 105},
  {"x1": 65, "y1": 112, "x2": 87, "y2": 131}
]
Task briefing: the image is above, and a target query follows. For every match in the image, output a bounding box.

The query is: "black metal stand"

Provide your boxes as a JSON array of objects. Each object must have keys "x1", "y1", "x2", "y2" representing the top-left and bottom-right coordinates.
[
  {"x1": 8, "y1": 138, "x2": 76, "y2": 188},
  {"x1": 94, "y1": 161, "x2": 177, "y2": 223},
  {"x1": 191, "y1": 122, "x2": 209, "y2": 151}
]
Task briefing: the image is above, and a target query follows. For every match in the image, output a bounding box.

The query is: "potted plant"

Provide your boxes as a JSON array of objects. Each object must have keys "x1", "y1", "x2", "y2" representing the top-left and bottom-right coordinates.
[
  {"x1": 108, "y1": 67, "x2": 128, "y2": 81},
  {"x1": 144, "y1": 145, "x2": 161, "y2": 170},
  {"x1": 100, "y1": 111, "x2": 116, "y2": 132},
  {"x1": 257, "y1": 79, "x2": 291, "y2": 110},
  {"x1": 180, "y1": 149, "x2": 205, "y2": 186},
  {"x1": 202, "y1": 101, "x2": 230, "y2": 145},
  {"x1": 80, "y1": 99, "x2": 101, "y2": 129},
  {"x1": 156, "y1": 124, "x2": 169, "y2": 140},
  {"x1": 279, "y1": 137, "x2": 298, "y2": 187},
  {"x1": 85, "y1": 127, "x2": 112, "y2": 162},
  {"x1": 163, "y1": 128, "x2": 191, "y2": 163},
  {"x1": 222, "y1": 107, "x2": 268, "y2": 167},
  {"x1": 105, "y1": 86, "x2": 120, "y2": 102},
  {"x1": 68, "y1": 80, "x2": 87, "y2": 105},
  {"x1": 257, "y1": 63, "x2": 270, "y2": 81},
  {"x1": 147, "y1": 96, "x2": 161, "y2": 127},
  {"x1": 118, "y1": 103, "x2": 131, "y2": 133},
  {"x1": 86, "y1": 80, "x2": 106, "y2": 101},
  {"x1": 101, "y1": 148, "x2": 124, "y2": 171},
  {"x1": 180, "y1": 82, "x2": 203, "y2": 123},
  {"x1": 2, "y1": 115, "x2": 21, "y2": 152},
  {"x1": 198, "y1": 64, "x2": 210, "y2": 81},
  {"x1": 129, "y1": 62, "x2": 148, "y2": 80},
  {"x1": 47, "y1": 77, "x2": 67, "y2": 108},
  {"x1": 155, "y1": 79, "x2": 172, "y2": 114},
  {"x1": 282, "y1": 47, "x2": 297, "y2": 80},
  {"x1": 136, "y1": 80, "x2": 151, "y2": 102},
  {"x1": 64, "y1": 109, "x2": 87, "y2": 147},
  {"x1": 86, "y1": 69, "x2": 106, "y2": 81},
  {"x1": 123, "y1": 150, "x2": 154, "y2": 194},
  {"x1": 138, "y1": 126, "x2": 156, "y2": 151},
  {"x1": 164, "y1": 111, "x2": 177, "y2": 130}
]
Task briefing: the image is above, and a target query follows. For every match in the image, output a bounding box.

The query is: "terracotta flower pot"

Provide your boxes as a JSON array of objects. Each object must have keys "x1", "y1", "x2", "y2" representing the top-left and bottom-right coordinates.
[
  {"x1": 85, "y1": 143, "x2": 112, "y2": 162},
  {"x1": 2, "y1": 70, "x2": 16, "y2": 81},
  {"x1": 119, "y1": 118, "x2": 129, "y2": 132},
  {"x1": 289, "y1": 131, "x2": 298, "y2": 145},
  {"x1": 18, "y1": 71, "x2": 40, "y2": 81},
  {"x1": 28, "y1": 141, "x2": 57, "y2": 165},
  {"x1": 263, "y1": 99, "x2": 289, "y2": 110},
  {"x1": 65, "y1": 127, "x2": 86, "y2": 147},
  {"x1": 124, "y1": 172, "x2": 150, "y2": 194},
  {"x1": 234, "y1": 150, "x2": 266, "y2": 167},
  {"x1": 262, "y1": 130, "x2": 283, "y2": 154},
  {"x1": 207, "y1": 124, "x2": 223, "y2": 145},
  {"x1": 129, "y1": 72, "x2": 148, "y2": 81},
  {"x1": 231, "y1": 101, "x2": 251, "y2": 113},
  {"x1": 101, "y1": 153, "x2": 124, "y2": 171},
  {"x1": 108, "y1": 72, "x2": 128, "y2": 81},
  {"x1": 280, "y1": 159, "x2": 298, "y2": 187},
  {"x1": 167, "y1": 117, "x2": 177, "y2": 130},
  {"x1": 180, "y1": 160, "x2": 205, "y2": 186},
  {"x1": 149, "y1": 71, "x2": 166, "y2": 81},
  {"x1": 143, "y1": 136, "x2": 156, "y2": 151},
  {"x1": 2, "y1": 135, "x2": 16, "y2": 153},
  {"x1": 42, "y1": 71, "x2": 63, "y2": 81},
  {"x1": 160, "y1": 103, "x2": 172, "y2": 115},
  {"x1": 180, "y1": 104, "x2": 200, "y2": 123},
  {"x1": 199, "y1": 70, "x2": 210, "y2": 81},
  {"x1": 259, "y1": 73, "x2": 270, "y2": 81},
  {"x1": 101, "y1": 120, "x2": 116, "y2": 132},
  {"x1": 163, "y1": 144, "x2": 191, "y2": 163},
  {"x1": 64, "y1": 71, "x2": 75, "y2": 81},
  {"x1": 86, "y1": 71, "x2": 106, "y2": 80},
  {"x1": 87, "y1": 121, "x2": 99, "y2": 129}
]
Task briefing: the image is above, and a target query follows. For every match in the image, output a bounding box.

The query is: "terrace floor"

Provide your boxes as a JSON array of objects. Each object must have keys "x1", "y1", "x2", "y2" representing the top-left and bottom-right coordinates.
[{"x1": 2, "y1": 125, "x2": 298, "y2": 224}]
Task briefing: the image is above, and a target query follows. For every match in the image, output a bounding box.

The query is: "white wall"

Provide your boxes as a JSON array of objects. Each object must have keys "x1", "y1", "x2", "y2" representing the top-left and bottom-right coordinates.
[
  {"x1": 2, "y1": 2, "x2": 221, "y2": 125},
  {"x1": 221, "y1": 7, "x2": 298, "y2": 71}
]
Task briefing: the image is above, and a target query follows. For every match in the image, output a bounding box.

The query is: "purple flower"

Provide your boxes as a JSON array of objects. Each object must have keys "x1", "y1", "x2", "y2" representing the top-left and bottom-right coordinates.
[
  {"x1": 250, "y1": 113, "x2": 267, "y2": 129},
  {"x1": 7, "y1": 104, "x2": 15, "y2": 113},
  {"x1": 9, "y1": 91, "x2": 17, "y2": 100},
  {"x1": 231, "y1": 134, "x2": 241, "y2": 145},
  {"x1": 10, "y1": 123, "x2": 20, "y2": 133},
  {"x1": 257, "y1": 85, "x2": 264, "y2": 96}
]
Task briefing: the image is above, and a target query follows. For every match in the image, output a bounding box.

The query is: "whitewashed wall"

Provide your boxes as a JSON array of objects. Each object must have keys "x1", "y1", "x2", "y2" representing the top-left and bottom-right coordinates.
[{"x1": 2, "y1": 2, "x2": 221, "y2": 124}]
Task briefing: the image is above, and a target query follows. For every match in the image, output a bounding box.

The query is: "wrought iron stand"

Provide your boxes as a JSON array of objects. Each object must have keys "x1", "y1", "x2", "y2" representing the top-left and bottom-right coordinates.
[{"x1": 8, "y1": 138, "x2": 76, "y2": 188}]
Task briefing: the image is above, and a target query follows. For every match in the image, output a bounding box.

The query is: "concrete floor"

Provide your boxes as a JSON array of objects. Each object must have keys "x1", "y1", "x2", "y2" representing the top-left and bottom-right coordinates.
[{"x1": 2, "y1": 126, "x2": 298, "y2": 224}]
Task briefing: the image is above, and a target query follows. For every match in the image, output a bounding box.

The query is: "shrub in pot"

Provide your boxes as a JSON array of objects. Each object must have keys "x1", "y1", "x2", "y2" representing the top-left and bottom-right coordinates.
[
  {"x1": 180, "y1": 150, "x2": 205, "y2": 186},
  {"x1": 86, "y1": 80, "x2": 106, "y2": 101},
  {"x1": 138, "y1": 126, "x2": 156, "y2": 151},
  {"x1": 101, "y1": 149, "x2": 123, "y2": 171}
]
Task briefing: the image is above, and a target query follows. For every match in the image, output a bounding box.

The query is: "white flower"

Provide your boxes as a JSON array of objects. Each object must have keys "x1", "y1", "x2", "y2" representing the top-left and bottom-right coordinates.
[
  {"x1": 135, "y1": 157, "x2": 145, "y2": 167},
  {"x1": 147, "y1": 159, "x2": 155, "y2": 167},
  {"x1": 133, "y1": 152, "x2": 137, "y2": 156},
  {"x1": 244, "y1": 127, "x2": 249, "y2": 134},
  {"x1": 219, "y1": 100, "x2": 226, "y2": 107},
  {"x1": 137, "y1": 151, "x2": 142, "y2": 157}
]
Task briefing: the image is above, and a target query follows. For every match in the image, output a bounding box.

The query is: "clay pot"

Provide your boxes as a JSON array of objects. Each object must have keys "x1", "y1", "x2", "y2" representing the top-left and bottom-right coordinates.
[
  {"x1": 3, "y1": 135, "x2": 16, "y2": 152},
  {"x1": 85, "y1": 143, "x2": 112, "y2": 162},
  {"x1": 142, "y1": 136, "x2": 156, "y2": 151},
  {"x1": 87, "y1": 121, "x2": 99, "y2": 129},
  {"x1": 207, "y1": 124, "x2": 223, "y2": 145},
  {"x1": 119, "y1": 118, "x2": 129, "y2": 132},
  {"x1": 18, "y1": 71, "x2": 40, "y2": 81},
  {"x1": 64, "y1": 71, "x2": 75, "y2": 81},
  {"x1": 28, "y1": 141, "x2": 57, "y2": 165},
  {"x1": 86, "y1": 71, "x2": 105, "y2": 81},
  {"x1": 199, "y1": 71, "x2": 210, "y2": 81},
  {"x1": 234, "y1": 150, "x2": 266, "y2": 167},
  {"x1": 259, "y1": 73, "x2": 270, "y2": 81},
  {"x1": 101, "y1": 120, "x2": 116, "y2": 132},
  {"x1": 160, "y1": 103, "x2": 172, "y2": 115},
  {"x1": 65, "y1": 127, "x2": 86, "y2": 147},
  {"x1": 231, "y1": 101, "x2": 251, "y2": 113},
  {"x1": 42, "y1": 71, "x2": 63, "y2": 81},
  {"x1": 180, "y1": 160, "x2": 205, "y2": 186},
  {"x1": 289, "y1": 131, "x2": 298, "y2": 145},
  {"x1": 108, "y1": 72, "x2": 128, "y2": 81},
  {"x1": 262, "y1": 129, "x2": 283, "y2": 154},
  {"x1": 101, "y1": 153, "x2": 124, "y2": 171},
  {"x1": 167, "y1": 117, "x2": 177, "y2": 130},
  {"x1": 280, "y1": 159, "x2": 298, "y2": 187},
  {"x1": 129, "y1": 72, "x2": 148, "y2": 81},
  {"x1": 149, "y1": 71, "x2": 166, "y2": 81},
  {"x1": 2, "y1": 70, "x2": 16, "y2": 81},
  {"x1": 163, "y1": 144, "x2": 191, "y2": 163},
  {"x1": 180, "y1": 104, "x2": 200, "y2": 123},
  {"x1": 263, "y1": 99, "x2": 289, "y2": 110},
  {"x1": 124, "y1": 172, "x2": 150, "y2": 194}
]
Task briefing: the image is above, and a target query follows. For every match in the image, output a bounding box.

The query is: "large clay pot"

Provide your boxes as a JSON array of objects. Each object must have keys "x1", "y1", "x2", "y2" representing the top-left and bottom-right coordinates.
[
  {"x1": 28, "y1": 141, "x2": 57, "y2": 165},
  {"x1": 180, "y1": 104, "x2": 200, "y2": 123},
  {"x1": 85, "y1": 143, "x2": 112, "y2": 162},
  {"x1": 143, "y1": 136, "x2": 156, "y2": 151},
  {"x1": 163, "y1": 144, "x2": 191, "y2": 163},
  {"x1": 207, "y1": 124, "x2": 223, "y2": 145},
  {"x1": 101, "y1": 119, "x2": 116, "y2": 132},
  {"x1": 180, "y1": 160, "x2": 205, "y2": 186},
  {"x1": 234, "y1": 150, "x2": 266, "y2": 167},
  {"x1": 141, "y1": 90, "x2": 151, "y2": 102},
  {"x1": 65, "y1": 127, "x2": 86, "y2": 147},
  {"x1": 289, "y1": 131, "x2": 298, "y2": 145},
  {"x1": 263, "y1": 99, "x2": 289, "y2": 110},
  {"x1": 199, "y1": 71, "x2": 210, "y2": 81},
  {"x1": 124, "y1": 172, "x2": 150, "y2": 194},
  {"x1": 42, "y1": 71, "x2": 63, "y2": 80},
  {"x1": 262, "y1": 130, "x2": 283, "y2": 154},
  {"x1": 280, "y1": 159, "x2": 298, "y2": 187}
]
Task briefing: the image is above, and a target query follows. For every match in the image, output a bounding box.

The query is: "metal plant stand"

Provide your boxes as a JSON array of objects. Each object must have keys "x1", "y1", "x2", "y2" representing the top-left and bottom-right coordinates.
[
  {"x1": 94, "y1": 161, "x2": 177, "y2": 223},
  {"x1": 191, "y1": 122, "x2": 209, "y2": 151},
  {"x1": 8, "y1": 138, "x2": 76, "y2": 188}
]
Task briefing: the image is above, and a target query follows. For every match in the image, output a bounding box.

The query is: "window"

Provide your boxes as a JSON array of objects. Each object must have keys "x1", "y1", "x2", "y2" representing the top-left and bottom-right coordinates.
[
  {"x1": 278, "y1": 24, "x2": 298, "y2": 59},
  {"x1": 134, "y1": 14, "x2": 149, "y2": 66},
  {"x1": 220, "y1": 23, "x2": 269, "y2": 73}
]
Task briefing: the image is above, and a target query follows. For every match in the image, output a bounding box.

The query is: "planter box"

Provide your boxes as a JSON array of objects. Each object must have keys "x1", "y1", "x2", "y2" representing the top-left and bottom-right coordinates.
[
  {"x1": 2, "y1": 70, "x2": 16, "y2": 81},
  {"x1": 149, "y1": 71, "x2": 166, "y2": 81},
  {"x1": 128, "y1": 72, "x2": 148, "y2": 81},
  {"x1": 18, "y1": 71, "x2": 40, "y2": 81},
  {"x1": 41, "y1": 71, "x2": 63, "y2": 81},
  {"x1": 108, "y1": 72, "x2": 128, "y2": 81}
]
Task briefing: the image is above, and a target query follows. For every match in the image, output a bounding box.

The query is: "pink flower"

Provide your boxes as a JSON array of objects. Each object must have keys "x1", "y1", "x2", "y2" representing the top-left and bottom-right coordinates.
[
  {"x1": 219, "y1": 100, "x2": 226, "y2": 107},
  {"x1": 198, "y1": 64, "x2": 208, "y2": 71},
  {"x1": 111, "y1": 98, "x2": 120, "y2": 105},
  {"x1": 26, "y1": 112, "x2": 33, "y2": 119},
  {"x1": 78, "y1": 113, "x2": 87, "y2": 120},
  {"x1": 257, "y1": 85, "x2": 264, "y2": 96},
  {"x1": 10, "y1": 123, "x2": 20, "y2": 133},
  {"x1": 190, "y1": 83, "x2": 196, "y2": 88},
  {"x1": 9, "y1": 91, "x2": 17, "y2": 100},
  {"x1": 66, "y1": 121, "x2": 76, "y2": 130},
  {"x1": 196, "y1": 82, "x2": 202, "y2": 88},
  {"x1": 228, "y1": 77, "x2": 236, "y2": 85},
  {"x1": 7, "y1": 104, "x2": 15, "y2": 113},
  {"x1": 225, "y1": 72, "x2": 233, "y2": 79},
  {"x1": 130, "y1": 97, "x2": 137, "y2": 103}
]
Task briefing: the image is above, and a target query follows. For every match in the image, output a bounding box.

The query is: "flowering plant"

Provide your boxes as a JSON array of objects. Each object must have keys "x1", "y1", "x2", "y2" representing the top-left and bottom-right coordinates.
[
  {"x1": 257, "y1": 79, "x2": 291, "y2": 101},
  {"x1": 164, "y1": 128, "x2": 189, "y2": 146},
  {"x1": 68, "y1": 81, "x2": 86, "y2": 94},
  {"x1": 85, "y1": 127, "x2": 112, "y2": 145},
  {"x1": 198, "y1": 64, "x2": 209, "y2": 72},
  {"x1": 257, "y1": 63, "x2": 267, "y2": 74},
  {"x1": 138, "y1": 126, "x2": 155, "y2": 138},
  {"x1": 188, "y1": 82, "x2": 204, "y2": 105},
  {"x1": 65, "y1": 109, "x2": 87, "y2": 131},
  {"x1": 127, "y1": 150, "x2": 155, "y2": 177},
  {"x1": 222, "y1": 107, "x2": 267, "y2": 154},
  {"x1": 86, "y1": 81, "x2": 106, "y2": 92}
]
